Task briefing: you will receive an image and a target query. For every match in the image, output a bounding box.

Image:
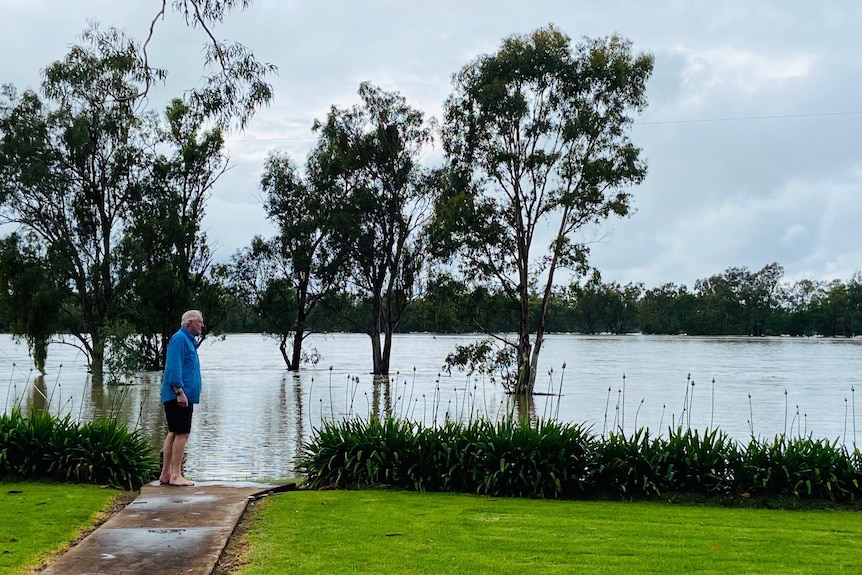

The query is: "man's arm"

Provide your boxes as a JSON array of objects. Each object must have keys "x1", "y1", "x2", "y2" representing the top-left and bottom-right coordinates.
[{"x1": 164, "y1": 337, "x2": 188, "y2": 404}]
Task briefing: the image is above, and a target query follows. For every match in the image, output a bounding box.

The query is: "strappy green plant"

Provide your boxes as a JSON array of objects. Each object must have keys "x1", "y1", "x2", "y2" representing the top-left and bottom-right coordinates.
[
  {"x1": 297, "y1": 415, "x2": 862, "y2": 503},
  {"x1": 0, "y1": 407, "x2": 157, "y2": 489},
  {"x1": 657, "y1": 427, "x2": 737, "y2": 495},
  {"x1": 736, "y1": 435, "x2": 862, "y2": 501}
]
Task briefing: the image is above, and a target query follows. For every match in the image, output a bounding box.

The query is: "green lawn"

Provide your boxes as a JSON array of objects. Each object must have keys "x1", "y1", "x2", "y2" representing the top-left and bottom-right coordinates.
[
  {"x1": 5, "y1": 483, "x2": 862, "y2": 575},
  {"x1": 236, "y1": 491, "x2": 862, "y2": 575},
  {"x1": 0, "y1": 481, "x2": 122, "y2": 575}
]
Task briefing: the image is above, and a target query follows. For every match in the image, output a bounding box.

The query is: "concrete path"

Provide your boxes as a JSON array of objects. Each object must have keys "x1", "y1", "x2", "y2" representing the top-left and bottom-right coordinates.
[{"x1": 40, "y1": 481, "x2": 292, "y2": 575}]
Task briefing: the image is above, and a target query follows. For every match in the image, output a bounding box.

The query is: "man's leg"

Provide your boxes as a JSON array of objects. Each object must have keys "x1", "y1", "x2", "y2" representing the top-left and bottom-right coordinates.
[
  {"x1": 161, "y1": 400, "x2": 195, "y2": 486},
  {"x1": 159, "y1": 432, "x2": 176, "y2": 484},
  {"x1": 168, "y1": 432, "x2": 194, "y2": 486}
]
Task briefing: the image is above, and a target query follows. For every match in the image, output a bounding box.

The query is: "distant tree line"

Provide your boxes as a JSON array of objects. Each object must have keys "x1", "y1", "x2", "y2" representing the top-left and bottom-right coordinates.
[{"x1": 208, "y1": 262, "x2": 862, "y2": 338}]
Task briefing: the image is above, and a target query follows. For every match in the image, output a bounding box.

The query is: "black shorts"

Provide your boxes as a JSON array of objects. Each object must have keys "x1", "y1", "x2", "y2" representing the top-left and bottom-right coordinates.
[{"x1": 163, "y1": 399, "x2": 194, "y2": 434}]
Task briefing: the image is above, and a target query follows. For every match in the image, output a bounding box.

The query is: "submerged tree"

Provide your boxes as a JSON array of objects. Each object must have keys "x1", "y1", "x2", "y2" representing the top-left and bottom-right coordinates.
[
  {"x1": 638, "y1": 282, "x2": 695, "y2": 335},
  {"x1": 114, "y1": 98, "x2": 227, "y2": 371},
  {"x1": 0, "y1": 233, "x2": 65, "y2": 374},
  {"x1": 0, "y1": 4, "x2": 273, "y2": 377},
  {"x1": 0, "y1": 30, "x2": 156, "y2": 380},
  {"x1": 221, "y1": 151, "x2": 344, "y2": 370},
  {"x1": 432, "y1": 25, "x2": 653, "y2": 394},
  {"x1": 312, "y1": 82, "x2": 435, "y2": 375}
]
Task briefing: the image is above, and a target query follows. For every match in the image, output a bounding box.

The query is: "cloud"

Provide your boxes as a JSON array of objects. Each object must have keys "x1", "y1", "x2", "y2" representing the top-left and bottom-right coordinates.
[
  {"x1": 678, "y1": 47, "x2": 814, "y2": 104},
  {"x1": 1, "y1": 0, "x2": 860, "y2": 291}
]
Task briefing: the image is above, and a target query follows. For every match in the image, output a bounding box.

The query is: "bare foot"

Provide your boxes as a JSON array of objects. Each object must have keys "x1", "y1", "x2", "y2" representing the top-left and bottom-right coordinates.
[
  {"x1": 169, "y1": 477, "x2": 195, "y2": 486},
  {"x1": 158, "y1": 475, "x2": 171, "y2": 485}
]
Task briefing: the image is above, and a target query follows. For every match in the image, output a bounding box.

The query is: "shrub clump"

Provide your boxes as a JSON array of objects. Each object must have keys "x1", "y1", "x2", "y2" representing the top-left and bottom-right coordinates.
[
  {"x1": 0, "y1": 408, "x2": 158, "y2": 490},
  {"x1": 296, "y1": 415, "x2": 862, "y2": 503}
]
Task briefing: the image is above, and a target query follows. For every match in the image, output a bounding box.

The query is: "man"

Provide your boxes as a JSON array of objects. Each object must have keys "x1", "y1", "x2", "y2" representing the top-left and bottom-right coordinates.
[{"x1": 159, "y1": 309, "x2": 204, "y2": 486}]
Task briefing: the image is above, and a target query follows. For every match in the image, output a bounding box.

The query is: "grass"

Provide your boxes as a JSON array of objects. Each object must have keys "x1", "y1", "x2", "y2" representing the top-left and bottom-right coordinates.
[
  {"x1": 0, "y1": 481, "x2": 124, "y2": 575},
  {"x1": 234, "y1": 490, "x2": 862, "y2": 575},
  {"x1": 6, "y1": 482, "x2": 862, "y2": 574}
]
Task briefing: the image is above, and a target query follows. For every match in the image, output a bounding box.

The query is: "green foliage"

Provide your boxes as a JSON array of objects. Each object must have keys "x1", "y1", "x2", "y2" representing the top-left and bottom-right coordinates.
[
  {"x1": 442, "y1": 339, "x2": 517, "y2": 392},
  {"x1": 73, "y1": 418, "x2": 159, "y2": 490},
  {"x1": 0, "y1": 408, "x2": 158, "y2": 490},
  {"x1": 299, "y1": 416, "x2": 598, "y2": 498},
  {"x1": 638, "y1": 282, "x2": 695, "y2": 335},
  {"x1": 310, "y1": 82, "x2": 435, "y2": 375},
  {"x1": 159, "y1": 1, "x2": 276, "y2": 129},
  {"x1": 0, "y1": 23, "x2": 251, "y2": 377},
  {"x1": 659, "y1": 427, "x2": 736, "y2": 495},
  {"x1": 468, "y1": 418, "x2": 595, "y2": 498},
  {"x1": 591, "y1": 427, "x2": 736, "y2": 497},
  {"x1": 435, "y1": 25, "x2": 654, "y2": 393},
  {"x1": 298, "y1": 417, "x2": 439, "y2": 491},
  {"x1": 0, "y1": 409, "x2": 61, "y2": 478},
  {"x1": 0, "y1": 28, "x2": 159, "y2": 378},
  {"x1": 0, "y1": 233, "x2": 65, "y2": 373},
  {"x1": 568, "y1": 274, "x2": 643, "y2": 335},
  {"x1": 114, "y1": 98, "x2": 226, "y2": 372},
  {"x1": 737, "y1": 435, "x2": 862, "y2": 501},
  {"x1": 593, "y1": 428, "x2": 665, "y2": 497},
  {"x1": 220, "y1": 147, "x2": 345, "y2": 370},
  {"x1": 412, "y1": 421, "x2": 482, "y2": 493},
  {"x1": 103, "y1": 320, "x2": 149, "y2": 384},
  {"x1": 585, "y1": 427, "x2": 737, "y2": 497},
  {"x1": 297, "y1": 415, "x2": 862, "y2": 503}
]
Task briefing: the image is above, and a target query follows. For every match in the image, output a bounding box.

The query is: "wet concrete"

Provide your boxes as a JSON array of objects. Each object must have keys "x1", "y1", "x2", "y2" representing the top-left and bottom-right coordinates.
[{"x1": 40, "y1": 481, "x2": 292, "y2": 575}]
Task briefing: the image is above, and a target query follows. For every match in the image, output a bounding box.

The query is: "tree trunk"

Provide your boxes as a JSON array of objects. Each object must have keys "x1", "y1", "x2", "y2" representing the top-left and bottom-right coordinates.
[
  {"x1": 279, "y1": 334, "x2": 294, "y2": 370},
  {"x1": 370, "y1": 330, "x2": 385, "y2": 375},
  {"x1": 90, "y1": 334, "x2": 105, "y2": 385},
  {"x1": 381, "y1": 329, "x2": 393, "y2": 376},
  {"x1": 290, "y1": 330, "x2": 304, "y2": 371},
  {"x1": 514, "y1": 329, "x2": 534, "y2": 396}
]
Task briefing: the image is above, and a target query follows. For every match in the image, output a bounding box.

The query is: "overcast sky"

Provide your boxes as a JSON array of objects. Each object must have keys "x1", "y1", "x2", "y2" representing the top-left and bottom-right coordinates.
[{"x1": 2, "y1": 1, "x2": 860, "y2": 290}]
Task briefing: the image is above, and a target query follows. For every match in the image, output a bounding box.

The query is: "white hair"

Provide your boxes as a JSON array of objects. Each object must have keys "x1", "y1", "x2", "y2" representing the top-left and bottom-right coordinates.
[{"x1": 181, "y1": 309, "x2": 203, "y2": 327}]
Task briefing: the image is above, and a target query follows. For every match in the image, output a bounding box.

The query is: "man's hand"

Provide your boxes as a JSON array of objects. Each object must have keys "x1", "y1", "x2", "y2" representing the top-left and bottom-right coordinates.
[{"x1": 177, "y1": 389, "x2": 189, "y2": 407}]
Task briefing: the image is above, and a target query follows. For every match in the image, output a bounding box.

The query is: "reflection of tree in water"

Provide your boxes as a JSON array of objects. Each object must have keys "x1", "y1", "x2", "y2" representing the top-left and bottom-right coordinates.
[
  {"x1": 292, "y1": 374, "x2": 303, "y2": 455},
  {"x1": 370, "y1": 375, "x2": 393, "y2": 420},
  {"x1": 28, "y1": 375, "x2": 48, "y2": 413},
  {"x1": 129, "y1": 373, "x2": 164, "y2": 450},
  {"x1": 89, "y1": 375, "x2": 106, "y2": 416},
  {"x1": 512, "y1": 394, "x2": 538, "y2": 426}
]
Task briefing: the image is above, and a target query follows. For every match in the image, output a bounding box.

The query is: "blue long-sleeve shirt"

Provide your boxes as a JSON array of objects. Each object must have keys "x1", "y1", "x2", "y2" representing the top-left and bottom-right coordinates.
[{"x1": 160, "y1": 327, "x2": 202, "y2": 404}]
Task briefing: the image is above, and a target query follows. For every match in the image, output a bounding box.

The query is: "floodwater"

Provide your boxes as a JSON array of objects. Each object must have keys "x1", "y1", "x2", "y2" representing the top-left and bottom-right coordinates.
[{"x1": 2, "y1": 333, "x2": 861, "y2": 481}]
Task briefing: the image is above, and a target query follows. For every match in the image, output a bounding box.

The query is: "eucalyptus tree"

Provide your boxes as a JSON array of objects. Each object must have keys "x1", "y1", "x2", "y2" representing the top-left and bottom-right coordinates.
[
  {"x1": 691, "y1": 263, "x2": 784, "y2": 336},
  {"x1": 777, "y1": 278, "x2": 825, "y2": 336},
  {"x1": 312, "y1": 82, "x2": 435, "y2": 375},
  {"x1": 0, "y1": 31, "x2": 157, "y2": 380},
  {"x1": 0, "y1": 233, "x2": 65, "y2": 374},
  {"x1": 135, "y1": 0, "x2": 276, "y2": 129},
  {"x1": 741, "y1": 262, "x2": 784, "y2": 336},
  {"x1": 844, "y1": 272, "x2": 862, "y2": 337},
  {"x1": 220, "y1": 151, "x2": 344, "y2": 370},
  {"x1": 0, "y1": 0, "x2": 274, "y2": 377},
  {"x1": 114, "y1": 98, "x2": 227, "y2": 371},
  {"x1": 432, "y1": 25, "x2": 653, "y2": 394},
  {"x1": 638, "y1": 282, "x2": 694, "y2": 335},
  {"x1": 570, "y1": 275, "x2": 643, "y2": 334},
  {"x1": 692, "y1": 267, "x2": 747, "y2": 335},
  {"x1": 816, "y1": 275, "x2": 862, "y2": 338}
]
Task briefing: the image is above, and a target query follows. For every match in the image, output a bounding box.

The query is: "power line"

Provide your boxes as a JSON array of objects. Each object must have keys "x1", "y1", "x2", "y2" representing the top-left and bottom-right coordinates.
[
  {"x1": 636, "y1": 111, "x2": 862, "y2": 126},
  {"x1": 224, "y1": 111, "x2": 862, "y2": 145}
]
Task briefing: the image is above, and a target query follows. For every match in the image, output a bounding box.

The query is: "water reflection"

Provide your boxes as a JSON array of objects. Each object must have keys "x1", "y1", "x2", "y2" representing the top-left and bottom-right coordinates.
[{"x1": 2, "y1": 333, "x2": 862, "y2": 481}]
